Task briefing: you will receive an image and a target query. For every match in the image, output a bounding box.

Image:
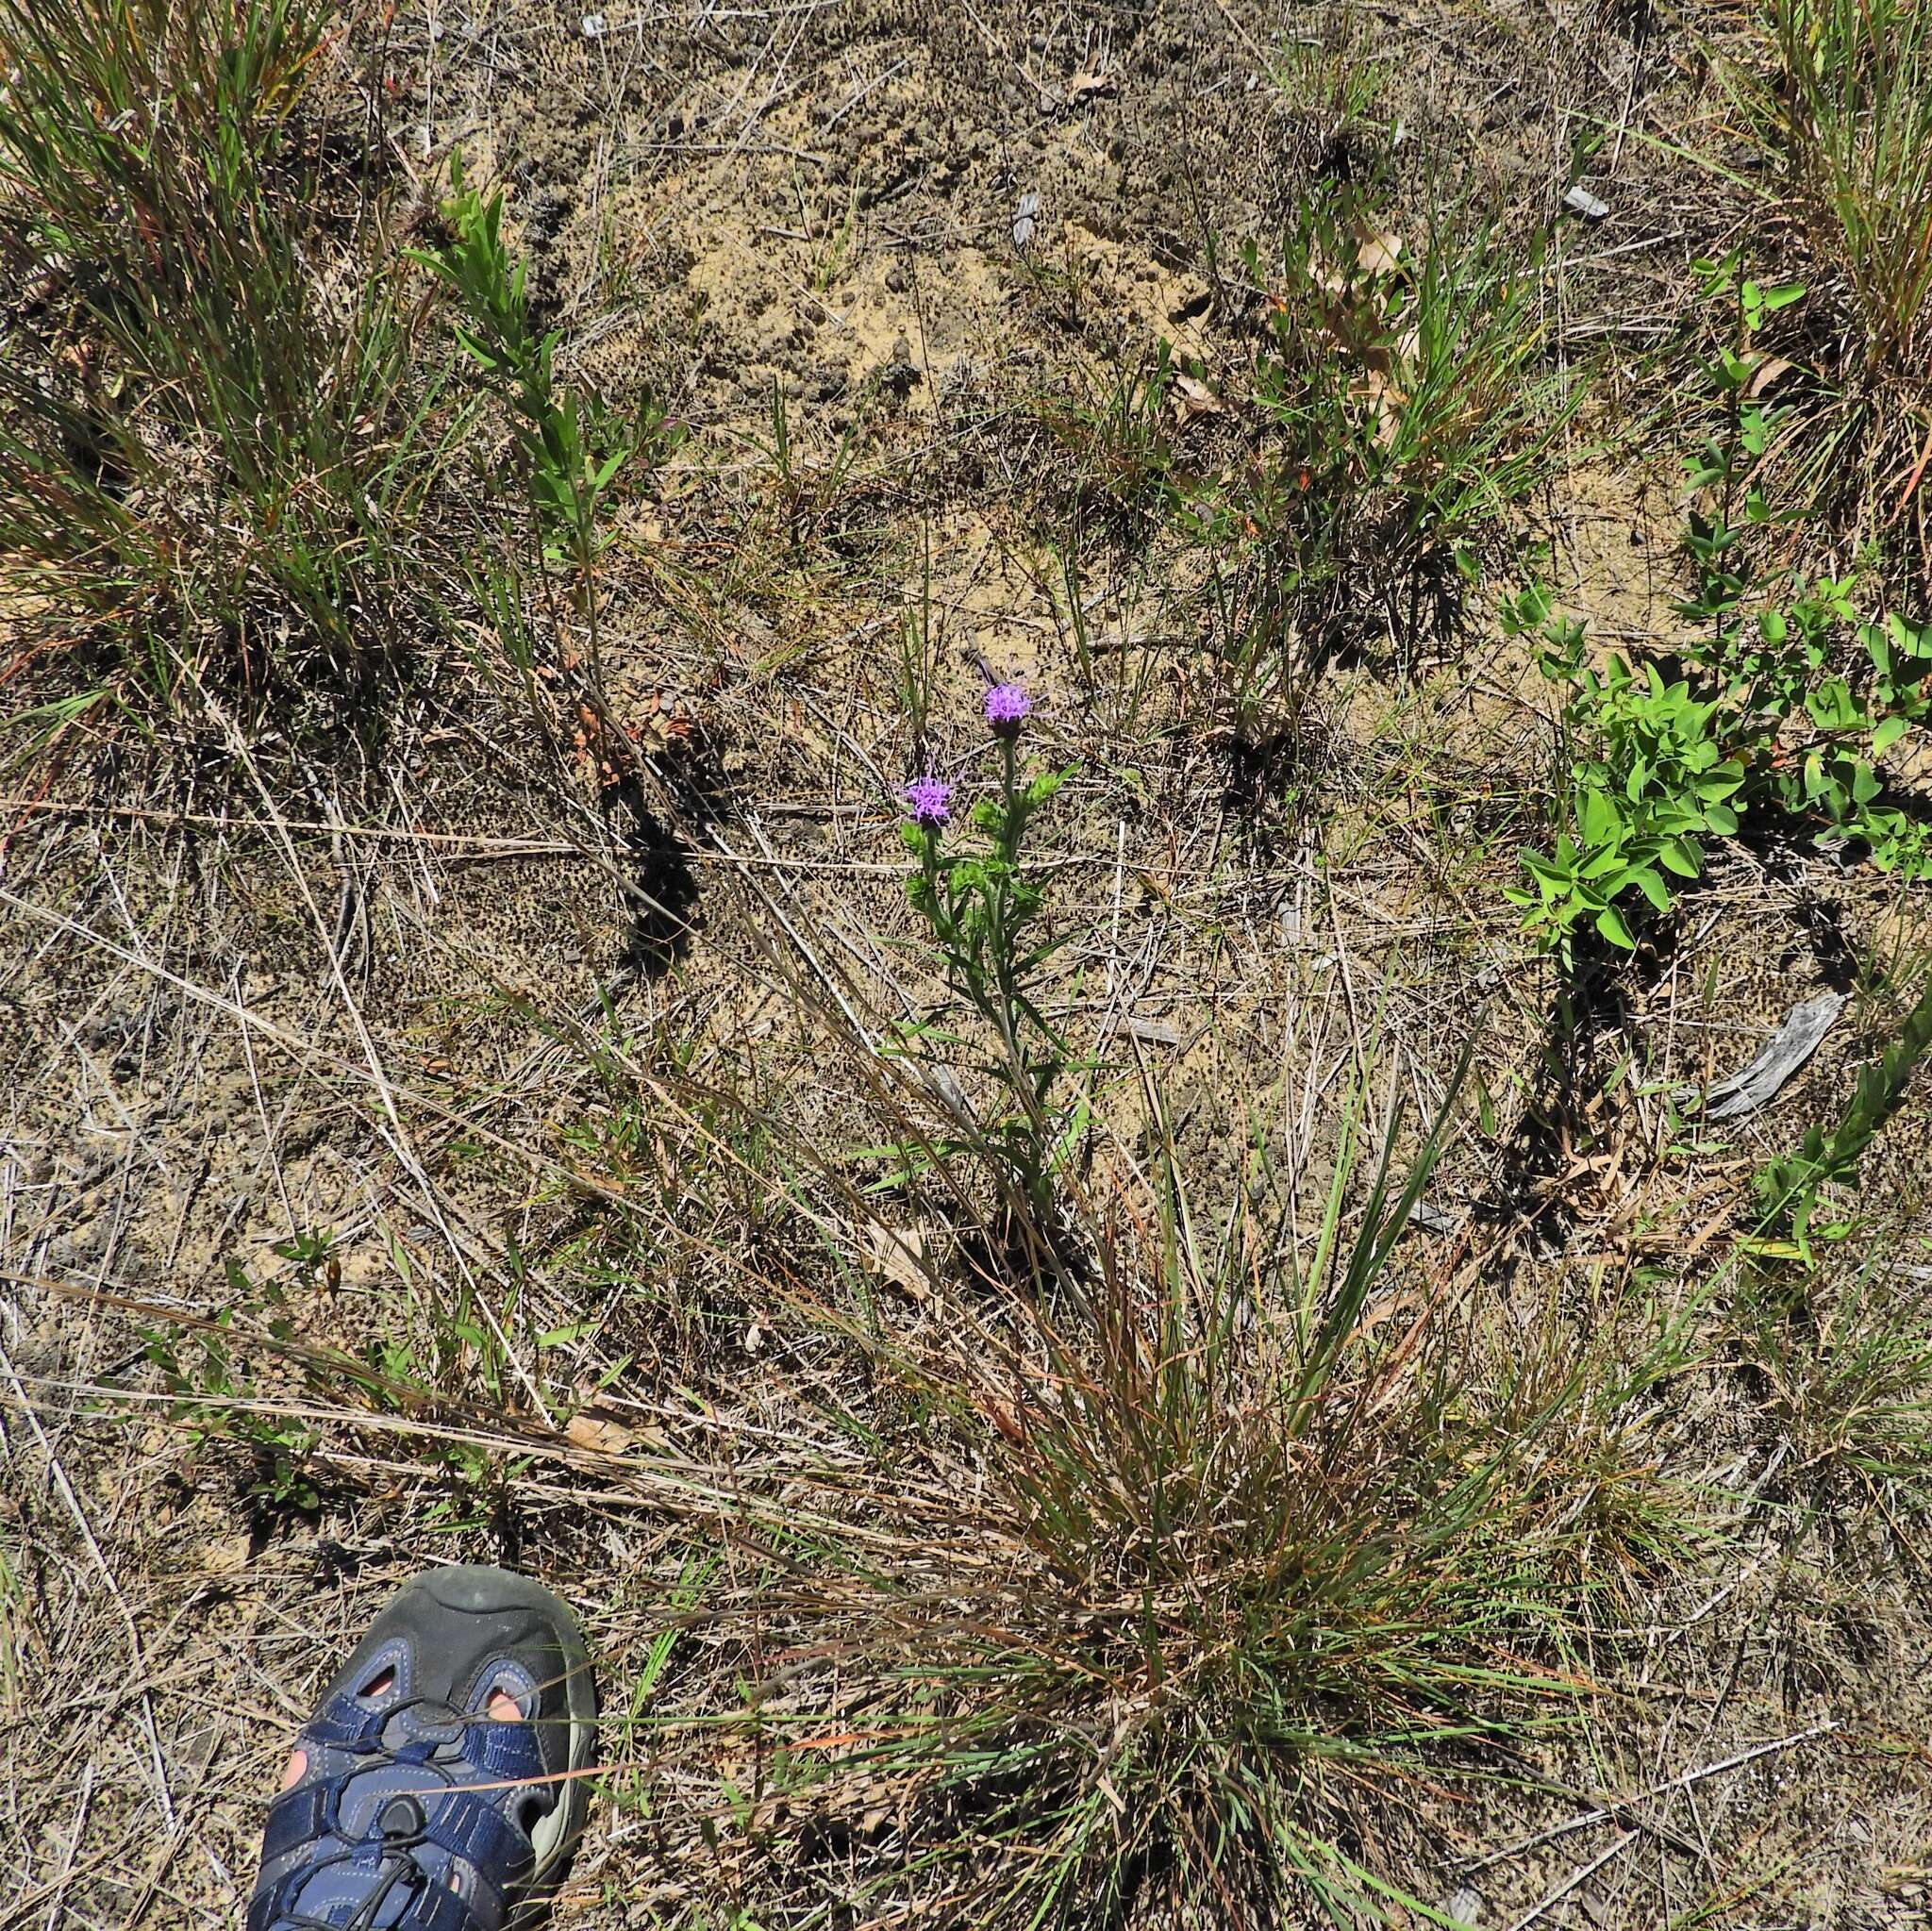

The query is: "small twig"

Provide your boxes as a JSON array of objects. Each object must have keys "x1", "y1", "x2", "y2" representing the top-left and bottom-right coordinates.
[
  {"x1": 1463, "y1": 1721, "x2": 1840, "y2": 1874},
  {"x1": 0, "y1": 1326, "x2": 175, "y2": 1827},
  {"x1": 1205, "y1": 0, "x2": 1268, "y2": 64},
  {"x1": 42, "y1": 1762, "x2": 93, "y2": 1931},
  {"x1": 1503, "y1": 1829, "x2": 1636, "y2": 1931},
  {"x1": 0, "y1": 795, "x2": 580, "y2": 853}
]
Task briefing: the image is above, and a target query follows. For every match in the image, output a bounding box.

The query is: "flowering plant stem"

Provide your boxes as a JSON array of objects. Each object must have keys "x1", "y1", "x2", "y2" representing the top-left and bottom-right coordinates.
[{"x1": 903, "y1": 733, "x2": 1074, "y2": 1227}]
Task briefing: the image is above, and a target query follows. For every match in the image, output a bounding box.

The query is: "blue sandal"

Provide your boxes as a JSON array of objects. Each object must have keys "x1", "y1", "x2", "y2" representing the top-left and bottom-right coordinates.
[{"x1": 248, "y1": 1566, "x2": 598, "y2": 1931}]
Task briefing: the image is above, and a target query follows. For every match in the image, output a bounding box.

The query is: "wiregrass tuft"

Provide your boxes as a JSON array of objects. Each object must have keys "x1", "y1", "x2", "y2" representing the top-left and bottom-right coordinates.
[
  {"x1": 547, "y1": 933, "x2": 1708, "y2": 1925},
  {"x1": 0, "y1": 0, "x2": 453, "y2": 737}
]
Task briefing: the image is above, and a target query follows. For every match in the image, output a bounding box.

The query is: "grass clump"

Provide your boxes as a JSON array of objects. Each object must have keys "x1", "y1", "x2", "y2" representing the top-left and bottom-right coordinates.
[
  {"x1": 1191, "y1": 187, "x2": 1582, "y2": 746},
  {"x1": 702, "y1": 1056, "x2": 1696, "y2": 1928},
  {"x1": 1710, "y1": 0, "x2": 1932, "y2": 532},
  {"x1": 1266, "y1": 17, "x2": 1390, "y2": 138},
  {"x1": 1255, "y1": 191, "x2": 1576, "y2": 616},
  {"x1": 460, "y1": 724, "x2": 1707, "y2": 1926},
  {"x1": 1035, "y1": 340, "x2": 1181, "y2": 531},
  {"x1": 1760, "y1": 0, "x2": 1932, "y2": 386},
  {"x1": 0, "y1": 0, "x2": 448, "y2": 737},
  {"x1": 1740, "y1": 1260, "x2": 1932, "y2": 1499}
]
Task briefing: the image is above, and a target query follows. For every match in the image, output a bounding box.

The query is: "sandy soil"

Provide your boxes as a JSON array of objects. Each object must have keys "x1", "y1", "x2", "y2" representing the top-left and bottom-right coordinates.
[{"x1": 4, "y1": 1, "x2": 1932, "y2": 1926}]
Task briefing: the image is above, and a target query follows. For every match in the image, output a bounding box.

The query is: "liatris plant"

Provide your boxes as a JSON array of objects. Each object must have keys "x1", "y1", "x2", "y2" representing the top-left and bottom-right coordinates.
[{"x1": 900, "y1": 683, "x2": 1077, "y2": 1232}]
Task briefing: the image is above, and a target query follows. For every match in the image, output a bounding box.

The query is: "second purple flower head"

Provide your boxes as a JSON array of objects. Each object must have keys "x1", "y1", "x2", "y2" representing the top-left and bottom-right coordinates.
[
  {"x1": 905, "y1": 774, "x2": 953, "y2": 827},
  {"x1": 985, "y1": 680, "x2": 1030, "y2": 738}
]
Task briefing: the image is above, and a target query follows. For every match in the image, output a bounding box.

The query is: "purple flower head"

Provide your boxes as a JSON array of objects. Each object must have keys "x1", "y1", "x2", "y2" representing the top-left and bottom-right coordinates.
[
  {"x1": 985, "y1": 680, "x2": 1031, "y2": 737},
  {"x1": 904, "y1": 774, "x2": 953, "y2": 827}
]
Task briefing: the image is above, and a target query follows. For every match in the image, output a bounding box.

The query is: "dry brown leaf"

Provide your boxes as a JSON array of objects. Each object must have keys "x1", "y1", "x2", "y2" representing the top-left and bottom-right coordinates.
[
  {"x1": 1172, "y1": 372, "x2": 1227, "y2": 418},
  {"x1": 1357, "y1": 368, "x2": 1407, "y2": 447},
  {"x1": 632, "y1": 688, "x2": 695, "y2": 753},
  {"x1": 570, "y1": 691, "x2": 694, "y2": 790},
  {"x1": 565, "y1": 1410, "x2": 635, "y2": 1456},
  {"x1": 1356, "y1": 229, "x2": 1402, "y2": 276},
  {"x1": 863, "y1": 1220, "x2": 945, "y2": 1298},
  {"x1": 1745, "y1": 353, "x2": 1796, "y2": 398},
  {"x1": 1307, "y1": 251, "x2": 1348, "y2": 300}
]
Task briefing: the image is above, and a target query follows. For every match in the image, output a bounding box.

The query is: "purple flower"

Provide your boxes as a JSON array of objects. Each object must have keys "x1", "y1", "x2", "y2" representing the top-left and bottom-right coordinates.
[
  {"x1": 985, "y1": 680, "x2": 1031, "y2": 736},
  {"x1": 904, "y1": 774, "x2": 953, "y2": 826}
]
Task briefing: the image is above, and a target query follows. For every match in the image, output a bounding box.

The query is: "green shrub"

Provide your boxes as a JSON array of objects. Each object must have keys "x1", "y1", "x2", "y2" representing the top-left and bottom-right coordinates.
[
  {"x1": 1511, "y1": 330, "x2": 1932, "y2": 964},
  {"x1": 1507, "y1": 624, "x2": 1745, "y2": 957},
  {"x1": 1511, "y1": 589, "x2": 1930, "y2": 963},
  {"x1": 410, "y1": 168, "x2": 678, "y2": 598}
]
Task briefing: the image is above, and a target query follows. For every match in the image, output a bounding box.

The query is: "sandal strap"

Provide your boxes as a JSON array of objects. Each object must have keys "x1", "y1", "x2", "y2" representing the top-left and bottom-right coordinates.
[
  {"x1": 460, "y1": 1716, "x2": 546, "y2": 1784},
  {"x1": 395, "y1": 1880, "x2": 491, "y2": 1931},
  {"x1": 300, "y1": 1690, "x2": 393, "y2": 1753},
  {"x1": 302, "y1": 1691, "x2": 549, "y2": 1781},
  {"x1": 258, "y1": 1783, "x2": 329, "y2": 1868},
  {"x1": 420, "y1": 1783, "x2": 531, "y2": 1879},
  {"x1": 252, "y1": 1773, "x2": 527, "y2": 1931},
  {"x1": 247, "y1": 1862, "x2": 488, "y2": 1931}
]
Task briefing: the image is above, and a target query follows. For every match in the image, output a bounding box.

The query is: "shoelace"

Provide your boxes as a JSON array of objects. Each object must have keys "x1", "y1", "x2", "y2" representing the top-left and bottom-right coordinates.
[
  {"x1": 271, "y1": 1827, "x2": 442, "y2": 1931},
  {"x1": 269, "y1": 1701, "x2": 494, "y2": 1931}
]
